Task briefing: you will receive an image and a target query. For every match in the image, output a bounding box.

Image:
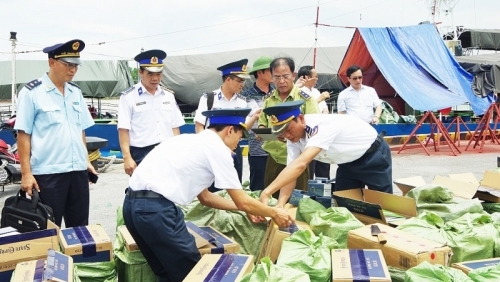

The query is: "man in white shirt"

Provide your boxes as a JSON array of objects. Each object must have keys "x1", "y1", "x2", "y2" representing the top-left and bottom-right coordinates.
[
  {"x1": 194, "y1": 59, "x2": 261, "y2": 191},
  {"x1": 297, "y1": 65, "x2": 331, "y2": 179},
  {"x1": 258, "y1": 101, "x2": 393, "y2": 208},
  {"x1": 118, "y1": 49, "x2": 185, "y2": 175},
  {"x1": 123, "y1": 108, "x2": 293, "y2": 282},
  {"x1": 337, "y1": 65, "x2": 382, "y2": 124}
]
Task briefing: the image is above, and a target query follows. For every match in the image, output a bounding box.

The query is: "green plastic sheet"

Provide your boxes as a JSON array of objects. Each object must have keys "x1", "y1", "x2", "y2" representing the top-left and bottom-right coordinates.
[
  {"x1": 482, "y1": 203, "x2": 500, "y2": 214},
  {"x1": 308, "y1": 207, "x2": 364, "y2": 248},
  {"x1": 388, "y1": 266, "x2": 406, "y2": 282},
  {"x1": 240, "y1": 257, "x2": 310, "y2": 282},
  {"x1": 397, "y1": 212, "x2": 499, "y2": 263},
  {"x1": 297, "y1": 197, "x2": 327, "y2": 224},
  {"x1": 74, "y1": 261, "x2": 117, "y2": 282},
  {"x1": 276, "y1": 230, "x2": 339, "y2": 282},
  {"x1": 404, "y1": 261, "x2": 473, "y2": 282},
  {"x1": 180, "y1": 190, "x2": 275, "y2": 259},
  {"x1": 468, "y1": 263, "x2": 500, "y2": 282},
  {"x1": 406, "y1": 185, "x2": 484, "y2": 221}
]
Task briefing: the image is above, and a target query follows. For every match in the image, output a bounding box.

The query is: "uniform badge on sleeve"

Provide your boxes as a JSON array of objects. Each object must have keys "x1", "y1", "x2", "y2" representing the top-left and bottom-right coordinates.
[{"x1": 299, "y1": 90, "x2": 311, "y2": 100}]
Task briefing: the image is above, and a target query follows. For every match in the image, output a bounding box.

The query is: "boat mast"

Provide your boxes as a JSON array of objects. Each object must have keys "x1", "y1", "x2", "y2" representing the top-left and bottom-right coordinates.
[
  {"x1": 10, "y1": 32, "x2": 17, "y2": 116},
  {"x1": 313, "y1": 0, "x2": 319, "y2": 68}
]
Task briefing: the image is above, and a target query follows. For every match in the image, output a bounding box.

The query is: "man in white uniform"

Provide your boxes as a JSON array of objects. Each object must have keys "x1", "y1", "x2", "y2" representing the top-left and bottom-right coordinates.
[
  {"x1": 194, "y1": 59, "x2": 261, "y2": 191},
  {"x1": 258, "y1": 101, "x2": 393, "y2": 208},
  {"x1": 337, "y1": 65, "x2": 382, "y2": 124},
  {"x1": 118, "y1": 49, "x2": 185, "y2": 175},
  {"x1": 123, "y1": 108, "x2": 292, "y2": 282}
]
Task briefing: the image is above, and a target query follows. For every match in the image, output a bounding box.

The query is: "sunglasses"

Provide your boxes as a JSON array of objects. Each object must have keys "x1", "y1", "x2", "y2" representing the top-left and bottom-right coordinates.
[{"x1": 350, "y1": 76, "x2": 363, "y2": 80}]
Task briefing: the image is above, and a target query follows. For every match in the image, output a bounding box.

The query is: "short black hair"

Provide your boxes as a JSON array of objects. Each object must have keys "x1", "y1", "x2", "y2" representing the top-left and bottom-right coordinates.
[
  {"x1": 208, "y1": 124, "x2": 245, "y2": 134},
  {"x1": 222, "y1": 74, "x2": 239, "y2": 83},
  {"x1": 346, "y1": 65, "x2": 363, "y2": 78},
  {"x1": 270, "y1": 57, "x2": 295, "y2": 74},
  {"x1": 297, "y1": 65, "x2": 313, "y2": 78}
]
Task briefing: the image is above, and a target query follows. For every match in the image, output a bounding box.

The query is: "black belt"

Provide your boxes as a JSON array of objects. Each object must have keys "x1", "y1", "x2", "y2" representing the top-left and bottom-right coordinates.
[
  {"x1": 365, "y1": 132, "x2": 385, "y2": 155},
  {"x1": 125, "y1": 188, "x2": 161, "y2": 199}
]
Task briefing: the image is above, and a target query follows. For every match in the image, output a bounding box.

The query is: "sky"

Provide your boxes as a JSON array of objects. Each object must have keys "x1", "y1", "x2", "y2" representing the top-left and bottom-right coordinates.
[{"x1": 0, "y1": 0, "x2": 498, "y2": 63}]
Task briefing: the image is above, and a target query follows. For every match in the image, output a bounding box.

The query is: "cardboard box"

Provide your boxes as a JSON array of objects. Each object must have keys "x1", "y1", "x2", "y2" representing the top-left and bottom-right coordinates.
[
  {"x1": 347, "y1": 224, "x2": 452, "y2": 270},
  {"x1": 59, "y1": 224, "x2": 113, "y2": 263},
  {"x1": 333, "y1": 188, "x2": 417, "y2": 226},
  {"x1": 331, "y1": 249, "x2": 391, "y2": 282},
  {"x1": 117, "y1": 225, "x2": 138, "y2": 252},
  {"x1": 257, "y1": 220, "x2": 313, "y2": 263},
  {"x1": 452, "y1": 258, "x2": 500, "y2": 275},
  {"x1": 185, "y1": 222, "x2": 240, "y2": 255},
  {"x1": 288, "y1": 189, "x2": 310, "y2": 206},
  {"x1": 394, "y1": 171, "x2": 500, "y2": 202},
  {"x1": 0, "y1": 221, "x2": 59, "y2": 281},
  {"x1": 183, "y1": 254, "x2": 253, "y2": 282},
  {"x1": 308, "y1": 179, "x2": 333, "y2": 197},
  {"x1": 11, "y1": 249, "x2": 73, "y2": 282}
]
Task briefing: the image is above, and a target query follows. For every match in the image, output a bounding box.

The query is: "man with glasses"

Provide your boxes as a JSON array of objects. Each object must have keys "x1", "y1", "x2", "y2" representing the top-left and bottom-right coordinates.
[
  {"x1": 118, "y1": 49, "x2": 185, "y2": 176},
  {"x1": 194, "y1": 59, "x2": 261, "y2": 192},
  {"x1": 337, "y1": 65, "x2": 382, "y2": 124},
  {"x1": 257, "y1": 57, "x2": 319, "y2": 197},
  {"x1": 15, "y1": 39, "x2": 97, "y2": 227},
  {"x1": 240, "y1": 56, "x2": 274, "y2": 191}
]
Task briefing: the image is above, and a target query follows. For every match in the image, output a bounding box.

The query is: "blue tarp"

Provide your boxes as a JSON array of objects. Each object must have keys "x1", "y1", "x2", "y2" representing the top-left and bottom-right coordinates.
[{"x1": 358, "y1": 24, "x2": 490, "y2": 115}]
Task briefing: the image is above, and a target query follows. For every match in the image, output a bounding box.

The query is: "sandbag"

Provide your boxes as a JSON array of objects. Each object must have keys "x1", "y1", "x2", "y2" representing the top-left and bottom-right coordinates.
[
  {"x1": 389, "y1": 266, "x2": 406, "y2": 282},
  {"x1": 297, "y1": 197, "x2": 327, "y2": 224},
  {"x1": 468, "y1": 263, "x2": 500, "y2": 282},
  {"x1": 240, "y1": 257, "x2": 310, "y2": 282},
  {"x1": 276, "y1": 230, "x2": 338, "y2": 282},
  {"x1": 406, "y1": 185, "x2": 484, "y2": 221},
  {"x1": 404, "y1": 261, "x2": 473, "y2": 282},
  {"x1": 180, "y1": 190, "x2": 273, "y2": 258},
  {"x1": 74, "y1": 261, "x2": 117, "y2": 282},
  {"x1": 397, "y1": 212, "x2": 498, "y2": 263},
  {"x1": 308, "y1": 207, "x2": 364, "y2": 248}
]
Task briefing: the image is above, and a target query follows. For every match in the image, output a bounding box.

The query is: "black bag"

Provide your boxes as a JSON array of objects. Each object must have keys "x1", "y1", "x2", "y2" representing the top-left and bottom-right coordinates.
[{"x1": 1, "y1": 189, "x2": 55, "y2": 233}]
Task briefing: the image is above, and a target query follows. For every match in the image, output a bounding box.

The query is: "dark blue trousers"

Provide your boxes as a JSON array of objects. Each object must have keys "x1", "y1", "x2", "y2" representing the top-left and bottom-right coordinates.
[
  {"x1": 208, "y1": 145, "x2": 242, "y2": 192},
  {"x1": 130, "y1": 143, "x2": 159, "y2": 165},
  {"x1": 248, "y1": 155, "x2": 267, "y2": 191},
  {"x1": 335, "y1": 140, "x2": 393, "y2": 193},
  {"x1": 123, "y1": 193, "x2": 200, "y2": 282},
  {"x1": 34, "y1": 170, "x2": 89, "y2": 227}
]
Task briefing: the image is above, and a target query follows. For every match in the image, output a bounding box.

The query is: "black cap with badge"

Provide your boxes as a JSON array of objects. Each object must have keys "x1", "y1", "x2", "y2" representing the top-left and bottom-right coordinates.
[{"x1": 43, "y1": 39, "x2": 85, "y2": 65}]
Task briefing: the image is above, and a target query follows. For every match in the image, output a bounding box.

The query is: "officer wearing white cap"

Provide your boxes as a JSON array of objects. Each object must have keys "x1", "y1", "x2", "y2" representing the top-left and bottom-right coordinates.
[
  {"x1": 15, "y1": 39, "x2": 97, "y2": 227},
  {"x1": 123, "y1": 108, "x2": 292, "y2": 282},
  {"x1": 118, "y1": 49, "x2": 185, "y2": 175},
  {"x1": 194, "y1": 59, "x2": 261, "y2": 191},
  {"x1": 258, "y1": 100, "x2": 393, "y2": 208}
]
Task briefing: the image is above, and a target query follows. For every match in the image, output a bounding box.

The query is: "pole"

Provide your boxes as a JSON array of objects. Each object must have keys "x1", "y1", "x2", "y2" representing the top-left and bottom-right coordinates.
[
  {"x1": 10, "y1": 32, "x2": 17, "y2": 116},
  {"x1": 313, "y1": 1, "x2": 319, "y2": 69}
]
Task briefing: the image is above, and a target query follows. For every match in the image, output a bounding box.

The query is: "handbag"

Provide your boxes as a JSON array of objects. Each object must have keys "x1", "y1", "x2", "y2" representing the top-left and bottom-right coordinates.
[{"x1": 1, "y1": 189, "x2": 55, "y2": 233}]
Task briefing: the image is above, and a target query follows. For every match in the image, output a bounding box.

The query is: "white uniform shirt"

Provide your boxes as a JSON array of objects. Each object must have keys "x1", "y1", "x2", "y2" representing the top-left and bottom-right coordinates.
[
  {"x1": 117, "y1": 82, "x2": 185, "y2": 147},
  {"x1": 301, "y1": 86, "x2": 328, "y2": 113},
  {"x1": 287, "y1": 114, "x2": 377, "y2": 165},
  {"x1": 194, "y1": 87, "x2": 249, "y2": 126},
  {"x1": 129, "y1": 130, "x2": 242, "y2": 205},
  {"x1": 337, "y1": 85, "x2": 382, "y2": 123}
]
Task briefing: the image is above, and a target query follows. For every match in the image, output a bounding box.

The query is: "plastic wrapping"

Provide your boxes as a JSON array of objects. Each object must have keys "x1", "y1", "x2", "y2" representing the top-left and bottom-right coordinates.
[
  {"x1": 240, "y1": 257, "x2": 310, "y2": 282},
  {"x1": 404, "y1": 261, "x2": 473, "y2": 282},
  {"x1": 276, "y1": 230, "x2": 338, "y2": 282},
  {"x1": 296, "y1": 197, "x2": 327, "y2": 224},
  {"x1": 308, "y1": 207, "x2": 364, "y2": 248}
]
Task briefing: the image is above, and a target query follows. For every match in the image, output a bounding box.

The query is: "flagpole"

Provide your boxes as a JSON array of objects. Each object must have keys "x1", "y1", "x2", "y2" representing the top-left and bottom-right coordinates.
[{"x1": 10, "y1": 31, "x2": 17, "y2": 116}]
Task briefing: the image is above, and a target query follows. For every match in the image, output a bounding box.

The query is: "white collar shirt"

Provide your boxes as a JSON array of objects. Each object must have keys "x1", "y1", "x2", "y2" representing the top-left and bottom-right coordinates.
[
  {"x1": 129, "y1": 130, "x2": 242, "y2": 205},
  {"x1": 194, "y1": 87, "x2": 248, "y2": 126},
  {"x1": 287, "y1": 114, "x2": 377, "y2": 165},
  {"x1": 301, "y1": 86, "x2": 329, "y2": 113},
  {"x1": 337, "y1": 85, "x2": 382, "y2": 123},
  {"x1": 117, "y1": 82, "x2": 185, "y2": 147}
]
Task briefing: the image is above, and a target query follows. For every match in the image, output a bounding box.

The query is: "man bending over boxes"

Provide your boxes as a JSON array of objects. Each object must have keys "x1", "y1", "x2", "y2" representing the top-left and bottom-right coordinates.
[
  {"x1": 258, "y1": 100, "x2": 393, "y2": 208},
  {"x1": 122, "y1": 108, "x2": 293, "y2": 282}
]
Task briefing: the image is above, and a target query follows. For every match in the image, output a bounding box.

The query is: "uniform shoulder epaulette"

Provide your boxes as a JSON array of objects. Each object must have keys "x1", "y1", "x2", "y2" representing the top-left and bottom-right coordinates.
[
  {"x1": 68, "y1": 81, "x2": 80, "y2": 89},
  {"x1": 121, "y1": 86, "x2": 135, "y2": 95},
  {"x1": 160, "y1": 85, "x2": 175, "y2": 94},
  {"x1": 299, "y1": 90, "x2": 311, "y2": 100},
  {"x1": 202, "y1": 92, "x2": 214, "y2": 98},
  {"x1": 24, "y1": 79, "x2": 42, "y2": 90}
]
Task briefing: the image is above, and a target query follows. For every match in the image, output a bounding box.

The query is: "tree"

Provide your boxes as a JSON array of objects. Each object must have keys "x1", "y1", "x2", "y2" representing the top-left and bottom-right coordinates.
[{"x1": 129, "y1": 67, "x2": 139, "y2": 83}]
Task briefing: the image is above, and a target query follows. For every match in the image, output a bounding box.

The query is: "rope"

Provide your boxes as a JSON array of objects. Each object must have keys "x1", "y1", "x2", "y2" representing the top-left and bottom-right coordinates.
[{"x1": 88, "y1": 149, "x2": 124, "y2": 173}]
